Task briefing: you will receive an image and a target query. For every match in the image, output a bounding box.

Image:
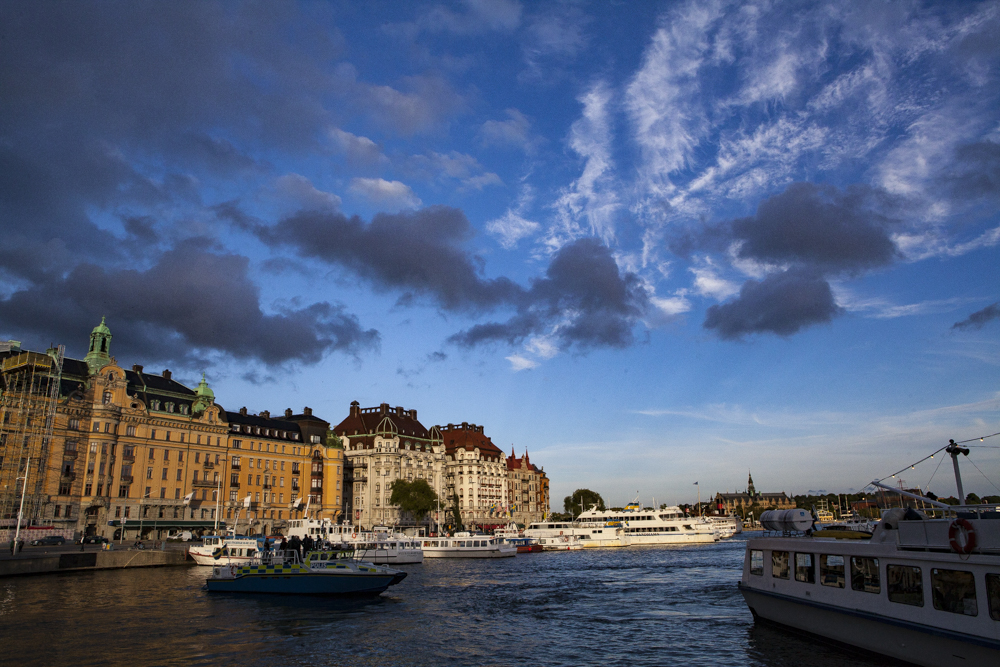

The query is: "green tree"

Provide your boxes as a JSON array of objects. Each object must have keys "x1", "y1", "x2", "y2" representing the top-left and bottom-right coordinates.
[
  {"x1": 450, "y1": 492, "x2": 464, "y2": 532},
  {"x1": 388, "y1": 479, "x2": 438, "y2": 522},
  {"x1": 563, "y1": 488, "x2": 605, "y2": 517}
]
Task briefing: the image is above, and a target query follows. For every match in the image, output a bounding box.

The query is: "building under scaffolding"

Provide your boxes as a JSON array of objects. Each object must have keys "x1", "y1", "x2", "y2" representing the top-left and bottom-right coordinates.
[{"x1": 0, "y1": 346, "x2": 65, "y2": 529}]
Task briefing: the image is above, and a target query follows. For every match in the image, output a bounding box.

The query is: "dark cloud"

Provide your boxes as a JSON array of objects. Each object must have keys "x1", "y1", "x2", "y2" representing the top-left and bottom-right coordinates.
[
  {"x1": 449, "y1": 238, "x2": 649, "y2": 350},
  {"x1": 256, "y1": 206, "x2": 524, "y2": 312},
  {"x1": 724, "y1": 183, "x2": 899, "y2": 271},
  {"x1": 952, "y1": 302, "x2": 1000, "y2": 331},
  {"x1": 947, "y1": 141, "x2": 1000, "y2": 200},
  {"x1": 703, "y1": 268, "x2": 840, "y2": 340},
  {"x1": 0, "y1": 242, "x2": 379, "y2": 366}
]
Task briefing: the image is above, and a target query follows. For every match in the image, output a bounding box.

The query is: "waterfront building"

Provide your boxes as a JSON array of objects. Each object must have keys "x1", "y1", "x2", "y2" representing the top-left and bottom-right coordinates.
[
  {"x1": 0, "y1": 319, "x2": 342, "y2": 541},
  {"x1": 335, "y1": 402, "x2": 446, "y2": 531},
  {"x1": 439, "y1": 422, "x2": 510, "y2": 530},
  {"x1": 505, "y1": 448, "x2": 550, "y2": 526},
  {"x1": 713, "y1": 472, "x2": 795, "y2": 518}
]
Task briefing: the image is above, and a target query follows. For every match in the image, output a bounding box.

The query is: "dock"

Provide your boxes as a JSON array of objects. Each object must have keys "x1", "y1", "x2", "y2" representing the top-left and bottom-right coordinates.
[{"x1": 0, "y1": 548, "x2": 191, "y2": 577}]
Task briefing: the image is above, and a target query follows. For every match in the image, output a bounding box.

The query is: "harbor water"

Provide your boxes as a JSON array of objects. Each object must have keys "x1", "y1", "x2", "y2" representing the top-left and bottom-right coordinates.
[{"x1": 0, "y1": 536, "x2": 884, "y2": 667}]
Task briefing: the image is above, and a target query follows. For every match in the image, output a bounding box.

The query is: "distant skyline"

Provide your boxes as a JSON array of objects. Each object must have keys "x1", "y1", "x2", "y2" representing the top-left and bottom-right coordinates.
[{"x1": 1, "y1": 1, "x2": 997, "y2": 507}]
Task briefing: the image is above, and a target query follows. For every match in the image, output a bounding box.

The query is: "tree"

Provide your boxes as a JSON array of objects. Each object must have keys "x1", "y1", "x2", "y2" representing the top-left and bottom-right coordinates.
[
  {"x1": 450, "y1": 492, "x2": 464, "y2": 532},
  {"x1": 388, "y1": 479, "x2": 438, "y2": 522},
  {"x1": 563, "y1": 488, "x2": 605, "y2": 517}
]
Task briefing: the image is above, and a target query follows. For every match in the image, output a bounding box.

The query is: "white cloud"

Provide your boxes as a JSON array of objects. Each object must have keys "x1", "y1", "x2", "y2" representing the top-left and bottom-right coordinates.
[
  {"x1": 894, "y1": 225, "x2": 1000, "y2": 261},
  {"x1": 486, "y1": 182, "x2": 540, "y2": 248},
  {"x1": 526, "y1": 335, "x2": 559, "y2": 359},
  {"x1": 328, "y1": 128, "x2": 388, "y2": 168},
  {"x1": 403, "y1": 150, "x2": 502, "y2": 190},
  {"x1": 689, "y1": 262, "x2": 740, "y2": 300},
  {"x1": 547, "y1": 80, "x2": 619, "y2": 251},
  {"x1": 506, "y1": 354, "x2": 539, "y2": 371},
  {"x1": 479, "y1": 108, "x2": 537, "y2": 152},
  {"x1": 273, "y1": 174, "x2": 341, "y2": 211},
  {"x1": 348, "y1": 178, "x2": 421, "y2": 210},
  {"x1": 424, "y1": 0, "x2": 522, "y2": 35}
]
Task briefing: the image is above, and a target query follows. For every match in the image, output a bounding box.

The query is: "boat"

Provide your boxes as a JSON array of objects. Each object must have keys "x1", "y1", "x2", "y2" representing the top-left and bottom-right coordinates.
[
  {"x1": 286, "y1": 520, "x2": 424, "y2": 564},
  {"x1": 505, "y1": 536, "x2": 542, "y2": 553},
  {"x1": 205, "y1": 548, "x2": 407, "y2": 595},
  {"x1": 707, "y1": 514, "x2": 743, "y2": 538},
  {"x1": 526, "y1": 502, "x2": 719, "y2": 547},
  {"x1": 493, "y1": 522, "x2": 521, "y2": 540},
  {"x1": 420, "y1": 532, "x2": 517, "y2": 558},
  {"x1": 739, "y1": 442, "x2": 1000, "y2": 666},
  {"x1": 537, "y1": 534, "x2": 583, "y2": 550},
  {"x1": 189, "y1": 534, "x2": 268, "y2": 566}
]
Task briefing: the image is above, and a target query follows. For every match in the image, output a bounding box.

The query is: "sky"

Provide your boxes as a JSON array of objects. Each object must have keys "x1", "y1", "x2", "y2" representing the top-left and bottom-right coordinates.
[{"x1": 1, "y1": 0, "x2": 998, "y2": 508}]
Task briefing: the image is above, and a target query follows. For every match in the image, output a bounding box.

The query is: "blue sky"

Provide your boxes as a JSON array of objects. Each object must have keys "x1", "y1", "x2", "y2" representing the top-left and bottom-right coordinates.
[{"x1": 1, "y1": 1, "x2": 998, "y2": 506}]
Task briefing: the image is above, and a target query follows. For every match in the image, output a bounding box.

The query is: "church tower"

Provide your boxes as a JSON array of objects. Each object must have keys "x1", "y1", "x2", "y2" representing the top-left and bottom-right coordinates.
[
  {"x1": 747, "y1": 471, "x2": 756, "y2": 498},
  {"x1": 84, "y1": 316, "x2": 112, "y2": 375}
]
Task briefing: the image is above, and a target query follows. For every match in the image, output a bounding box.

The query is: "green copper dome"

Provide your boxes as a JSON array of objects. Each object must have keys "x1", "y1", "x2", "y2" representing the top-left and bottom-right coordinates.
[
  {"x1": 195, "y1": 373, "x2": 215, "y2": 399},
  {"x1": 91, "y1": 316, "x2": 111, "y2": 336}
]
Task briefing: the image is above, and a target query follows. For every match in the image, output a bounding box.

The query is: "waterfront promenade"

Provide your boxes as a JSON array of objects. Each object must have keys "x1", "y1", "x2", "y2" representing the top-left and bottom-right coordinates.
[{"x1": 0, "y1": 541, "x2": 190, "y2": 577}]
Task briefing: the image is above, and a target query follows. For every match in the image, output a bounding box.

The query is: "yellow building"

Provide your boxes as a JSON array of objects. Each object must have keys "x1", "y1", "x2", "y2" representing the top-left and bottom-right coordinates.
[{"x1": 0, "y1": 320, "x2": 343, "y2": 541}]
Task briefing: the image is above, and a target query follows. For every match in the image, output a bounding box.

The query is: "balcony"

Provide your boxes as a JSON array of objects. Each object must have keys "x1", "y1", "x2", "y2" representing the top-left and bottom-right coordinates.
[
  {"x1": 203, "y1": 461, "x2": 215, "y2": 470},
  {"x1": 61, "y1": 472, "x2": 76, "y2": 481},
  {"x1": 192, "y1": 479, "x2": 217, "y2": 488},
  {"x1": 230, "y1": 463, "x2": 241, "y2": 471},
  {"x1": 262, "y1": 483, "x2": 271, "y2": 490},
  {"x1": 230, "y1": 480, "x2": 240, "y2": 488},
  {"x1": 120, "y1": 475, "x2": 133, "y2": 484},
  {"x1": 121, "y1": 454, "x2": 135, "y2": 463},
  {"x1": 63, "y1": 449, "x2": 78, "y2": 458}
]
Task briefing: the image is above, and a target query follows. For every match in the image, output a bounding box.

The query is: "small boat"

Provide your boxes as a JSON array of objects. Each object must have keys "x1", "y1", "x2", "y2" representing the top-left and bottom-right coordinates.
[
  {"x1": 493, "y1": 522, "x2": 521, "y2": 540},
  {"x1": 537, "y1": 534, "x2": 583, "y2": 550},
  {"x1": 706, "y1": 514, "x2": 743, "y2": 538},
  {"x1": 505, "y1": 536, "x2": 543, "y2": 553},
  {"x1": 420, "y1": 532, "x2": 516, "y2": 558},
  {"x1": 189, "y1": 534, "x2": 267, "y2": 566},
  {"x1": 205, "y1": 549, "x2": 407, "y2": 595}
]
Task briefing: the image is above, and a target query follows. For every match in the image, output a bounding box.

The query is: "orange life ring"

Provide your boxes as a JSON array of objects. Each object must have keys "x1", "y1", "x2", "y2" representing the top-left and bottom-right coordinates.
[
  {"x1": 352, "y1": 533, "x2": 358, "y2": 539},
  {"x1": 948, "y1": 518, "x2": 976, "y2": 554}
]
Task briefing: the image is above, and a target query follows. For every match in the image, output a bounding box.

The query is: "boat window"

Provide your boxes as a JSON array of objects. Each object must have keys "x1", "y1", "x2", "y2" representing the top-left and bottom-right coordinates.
[
  {"x1": 851, "y1": 557, "x2": 880, "y2": 594},
  {"x1": 931, "y1": 569, "x2": 978, "y2": 616},
  {"x1": 987, "y1": 574, "x2": 1000, "y2": 621},
  {"x1": 794, "y1": 553, "x2": 815, "y2": 583},
  {"x1": 750, "y1": 550, "x2": 763, "y2": 576},
  {"x1": 820, "y1": 555, "x2": 845, "y2": 588},
  {"x1": 771, "y1": 551, "x2": 789, "y2": 579},
  {"x1": 887, "y1": 565, "x2": 923, "y2": 606}
]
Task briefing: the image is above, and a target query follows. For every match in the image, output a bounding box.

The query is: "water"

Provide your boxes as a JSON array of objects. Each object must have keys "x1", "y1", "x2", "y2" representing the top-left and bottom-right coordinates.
[{"x1": 0, "y1": 537, "x2": 885, "y2": 667}]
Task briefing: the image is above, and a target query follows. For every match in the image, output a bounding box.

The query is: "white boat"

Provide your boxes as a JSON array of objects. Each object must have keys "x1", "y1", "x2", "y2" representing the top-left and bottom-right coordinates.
[
  {"x1": 344, "y1": 531, "x2": 424, "y2": 565},
  {"x1": 420, "y1": 532, "x2": 516, "y2": 558},
  {"x1": 537, "y1": 534, "x2": 583, "y2": 550},
  {"x1": 739, "y1": 445, "x2": 1000, "y2": 666},
  {"x1": 189, "y1": 534, "x2": 267, "y2": 566},
  {"x1": 707, "y1": 514, "x2": 743, "y2": 538},
  {"x1": 526, "y1": 502, "x2": 719, "y2": 547},
  {"x1": 493, "y1": 522, "x2": 521, "y2": 540}
]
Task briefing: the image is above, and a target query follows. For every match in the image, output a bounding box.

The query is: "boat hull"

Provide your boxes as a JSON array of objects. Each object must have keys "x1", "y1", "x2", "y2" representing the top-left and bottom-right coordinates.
[
  {"x1": 422, "y1": 547, "x2": 516, "y2": 558},
  {"x1": 740, "y1": 584, "x2": 1000, "y2": 667}
]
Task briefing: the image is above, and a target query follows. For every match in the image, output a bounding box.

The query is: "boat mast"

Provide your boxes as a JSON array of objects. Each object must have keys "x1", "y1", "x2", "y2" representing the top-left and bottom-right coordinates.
[
  {"x1": 946, "y1": 439, "x2": 969, "y2": 505},
  {"x1": 13, "y1": 456, "x2": 29, "y2": 554}
]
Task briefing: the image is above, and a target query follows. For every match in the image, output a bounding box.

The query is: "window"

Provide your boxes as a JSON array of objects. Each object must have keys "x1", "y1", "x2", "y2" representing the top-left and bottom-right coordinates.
[
  {"x1": 146, "y1": 467, "x2": 152, "y2": 479},
  {"x1": 232, "y1": 439, "x2": 241, "y2": 450},
  {"x1": 148, "y1": 448, "x2": 155, "y2": 460},
  {"x1": 125, "y1": 425, "x2": 136, "y2": 437},
  {"x1": 932, "y1": 569, "x2": 977, "y2": 616},
  {"x1": 230, "y1": 491, "x2": 237, "y2": 502},
  {"x1": 987, "y1": 574, "x2": 1000, "y2": 621},
  {"x1": 164, "y1": 450, "x2": 169, "y2": 461},
  {"x1": 887, "y1": 565, "x2": 923, "y2": 606},
  {"x1": 161, "y1": 468, "x2": 167, "y2": 480},
  {"x1": 750, "y1": 550, "x2": 764, "y2": 576},
  {"x1": 69, "y1": 418, "x2": 80, "y2": 430},
  {"x1": 247, "y1": 474, "x2": 252, "y2": 485},
  {"x1": 151, "y1": 429, "x2": 157, "y2": 439},
  {"x1": 176, "y1": 469, "x2": 182, "y2": 481},
  {"x1": 851, "y1": 557, "x2": 880, "y2": 594},
  {"x1": 103, "y1": 391, "x2": 112, "y2": 404},
  {"x1": 93, "y1": 422, "x2": 100, "y2": 432},
  {"x1": 193, "y1": 471, "x2": 199, "y2": 482},
  {"x1": 195, "y1": 453, "x2": 200, "y2": 463},
  {"x1": 175, "y1": 489, "x2": 180, "y2": 500},
  {"x1": 178, "y1": 452, "x2": 183, "y2": 462},
  {"x1": 820, "y1": 555, "x2": 845, "y2": 588},
  {"x1": 795, "y1": 553, "x2": 815, "y2": 583},
  {"x1": 160, "y1": 488, "x2": 165, "y2": 499}
]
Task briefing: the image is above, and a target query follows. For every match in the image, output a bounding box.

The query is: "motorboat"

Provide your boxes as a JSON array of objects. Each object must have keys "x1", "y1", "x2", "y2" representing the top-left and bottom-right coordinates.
[
  {"x1": 707, "y1": 514, "x2": 743, "y2": 538},
  {"x1": 739, "y1": 442, "x2": 1000, "y2": 666},
  {"x1": 504, "y1": 537, "x2": 542, "y2": 553},
  {"x1": 420, "y1": 532, "x2": 516, "y2": 558},
  {"x1": 205, "y1": 548, "x2": 407, "y2": 595},
  {"x1": 537, "y1": 534, "x2": 583, "y2": 550},
  {"x1": 189, "y1": 534, "x2": 268, "y2": 566}
]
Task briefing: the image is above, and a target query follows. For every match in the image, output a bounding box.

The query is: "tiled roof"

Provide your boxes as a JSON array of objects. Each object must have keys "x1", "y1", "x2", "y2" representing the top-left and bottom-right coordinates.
[
  {"x1": 334, "y1": 402, "x2": 431, "y2": 440},
  {"x1": 440, "y1": 422, "x2": 503, "y2": 460}
]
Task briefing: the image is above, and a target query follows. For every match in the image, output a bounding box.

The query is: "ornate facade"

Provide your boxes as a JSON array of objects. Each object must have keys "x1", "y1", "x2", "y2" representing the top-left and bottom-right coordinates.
[
  {"x1": 713, "y1": 472, "x2": 795, "y2": 517},
  {"x1": 440, "y1": 422, "x2": 510, "y2": 529},
  {"x1": 505, "y1": 448, "x2": 549, "y2": 526}
]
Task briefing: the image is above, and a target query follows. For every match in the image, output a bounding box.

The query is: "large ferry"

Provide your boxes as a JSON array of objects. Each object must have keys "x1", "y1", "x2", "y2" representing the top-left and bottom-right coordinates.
[
  {"x1": 739, "y1": 442, "x2": 1000, "y2": 666},
  {"x1": 707, "y1": 514, "x2": 743, "y2": 538},
  {"x1": 420, "y1": 532, "x2": 516, "y2": 558},
  {"x1": 526, "y1": 502, "x2": 719, "y2": 547}
]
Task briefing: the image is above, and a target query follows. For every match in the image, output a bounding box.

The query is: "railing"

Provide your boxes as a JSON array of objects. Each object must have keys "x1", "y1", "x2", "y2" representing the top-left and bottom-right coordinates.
[
  {"x1": 120, "y1": 475, "x2": 133, "y2": 483},
  {"x1": 121, "y1": 453, "x2": 135, "y2": 463},
  {"x1": 230, "y1": 463, "x2": 241, "y2": 471},
  {"x1": 203, "y1": 461, "x2": 214, "y2": 470},
  {"x1": 230, "y1": 480, "x2": 240, "y2": 488},
  {"x1": 192, "y1": 479, "x2": 216, "y2": 488},
  {"x1": 63, "y1": 449, "x2": 78, "y2": 458}
]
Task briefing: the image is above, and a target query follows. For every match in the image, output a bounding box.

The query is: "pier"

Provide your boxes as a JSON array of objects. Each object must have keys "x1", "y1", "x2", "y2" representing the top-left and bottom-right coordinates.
[{"x1": 0, "y1": 547, "x2": 190, "y2": 578}]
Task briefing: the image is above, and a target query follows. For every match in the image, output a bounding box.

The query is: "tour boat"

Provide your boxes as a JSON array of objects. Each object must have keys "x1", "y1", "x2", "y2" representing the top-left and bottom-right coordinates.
[
  {"x1": 707, "y1": 514, "x2": 743, "y2": 538},
  {"x1": 526, "y1": 502, "x2": 719, "y2": 547},
  {"x1": 189, "y1": 535, "x2": 268, "y2": 566},
  {"x1": 504, "y1": 536, "x2": 542, "y2": 553},
  {"x1": 420, "y1": 532, "x2": 516, "y2": 558},
  {"x1": 739, "y1": 445, "x2": 1000, "y2": 666},
  {"x1": 537, "y1": 534, "x2": 583, "y2": 550},
  {"x1": 205, "y1": 549, "x2": 407, "y2": 596},
  {"x1": 286, "y1": 520, "x2": 424, "y2": 564}
]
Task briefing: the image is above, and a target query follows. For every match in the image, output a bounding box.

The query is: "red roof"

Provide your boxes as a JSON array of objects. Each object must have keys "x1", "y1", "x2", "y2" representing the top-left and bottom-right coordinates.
[{"x1": 439, "y1": 422, "x2": 503, "y2": 460}]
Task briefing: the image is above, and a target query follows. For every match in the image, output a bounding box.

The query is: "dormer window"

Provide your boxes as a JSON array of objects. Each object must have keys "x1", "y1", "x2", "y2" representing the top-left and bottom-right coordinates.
[
  {"x1": 180, "y1": 405, "x2": 189, "y2": 415},
  {"x1": 166, "y1": 402, "x2": 175, "y2": 413},
  {"x1": 151, "y1": 400, "x2": 161, "y2": 411}
]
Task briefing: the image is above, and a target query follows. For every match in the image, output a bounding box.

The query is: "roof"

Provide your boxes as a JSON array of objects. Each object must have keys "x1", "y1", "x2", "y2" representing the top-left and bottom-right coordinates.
[
  {"x1": 334, "y1": 402, "x2": 435, "y2": 450},
  {"x1": 225, "y1": 410, "x2": 303, "y2": 442},
  {"x1": 439, "y1": 422, "x2": 503, "y2": 460}
]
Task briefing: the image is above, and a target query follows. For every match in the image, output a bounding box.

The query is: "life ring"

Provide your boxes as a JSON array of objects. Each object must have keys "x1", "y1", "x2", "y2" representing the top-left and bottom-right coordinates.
[
  {"x1": 352, "y1": 533, "x2": 358, "y2": 539},
  {"x1": 948, "y1": 518, "x2": 976, "y2": 554}
]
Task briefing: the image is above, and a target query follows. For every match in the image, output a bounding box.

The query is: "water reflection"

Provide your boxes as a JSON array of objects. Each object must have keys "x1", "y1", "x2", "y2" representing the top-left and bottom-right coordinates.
[{"x1": 0, "y1": 539, "x2": 880, "y2": 667}]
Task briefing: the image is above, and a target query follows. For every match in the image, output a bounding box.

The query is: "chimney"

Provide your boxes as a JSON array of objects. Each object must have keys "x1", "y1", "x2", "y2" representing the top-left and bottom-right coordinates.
[
  {"x1": 461, "y1": 421, "x2": 468, "y2": 430},
  {"x1": 380, "y1": 403, "x2": 389, "y2": 415},
  {"x1": 303, "y1": 406, "x2": 312, "y2": 416},
  {"x1": 409, "y1": 409, "x2": 417, "y2": 420},
  {"x1": 260, "y1": 410, "x2": 270, "y2": 419},
  {"x1": 396, "y1": 406, "x2": 404, "y2": 416},
  {"x1": 132, "y1": 364, "x2": 143, "y2": 374},
  {"x1": 350, "y1": 401, "x2": 360, "y2": 417},
  {"x1": 162, "y1": 369, "x2": 171, "y2": 380},
  {"x1": 285, "y1": 408, "x2": 293, "y2": 419},
  {"x1": 239, "y1": 407, "x2": 248, "y2": 416}
]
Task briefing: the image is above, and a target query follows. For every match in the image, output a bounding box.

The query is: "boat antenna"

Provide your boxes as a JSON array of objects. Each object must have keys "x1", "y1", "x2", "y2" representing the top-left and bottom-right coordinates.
[{"x1": 946, "y1": 439, "x2": 970, "y2": 504}]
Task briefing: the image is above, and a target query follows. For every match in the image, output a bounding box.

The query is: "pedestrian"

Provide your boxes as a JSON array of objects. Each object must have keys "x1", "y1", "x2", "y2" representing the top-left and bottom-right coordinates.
[
  {"x1": 263, "y1": 536, "x2": 271, "y2": 552},
  {"x1": 279, "y1": 537, "x2": 288, "y2": 553}
]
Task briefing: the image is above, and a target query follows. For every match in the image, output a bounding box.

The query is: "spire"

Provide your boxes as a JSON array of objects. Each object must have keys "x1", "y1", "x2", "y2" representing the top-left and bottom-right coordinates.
[
  {"x1": 84, "y1": 316, "x2": 112, "y2": 375},
  {"x1": 192, "y1": 372, "x2": 215, "y2": 414},
  {"x1": 747, "y1": 471, "x2": 756, "y2": 498}
]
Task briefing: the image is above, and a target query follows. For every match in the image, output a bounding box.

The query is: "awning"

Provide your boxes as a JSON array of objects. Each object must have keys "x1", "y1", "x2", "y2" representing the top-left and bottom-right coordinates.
[{"x1": 107, "y1": 519, "x2": 227, "y2": 529}]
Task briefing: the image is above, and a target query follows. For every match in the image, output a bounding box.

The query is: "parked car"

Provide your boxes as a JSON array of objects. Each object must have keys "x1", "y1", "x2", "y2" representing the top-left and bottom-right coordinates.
[
  {"x1": 29, "y1": 535, "x2": 66, "y2": 546},
  {"x1": 81, "y1": 535, "x2": 109, "y2": 544}
]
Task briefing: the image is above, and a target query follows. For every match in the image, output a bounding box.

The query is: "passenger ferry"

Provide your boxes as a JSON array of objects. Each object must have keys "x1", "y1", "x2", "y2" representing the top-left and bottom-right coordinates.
[
  {"x1": 707, "y1": 514, "x2": 743, "y2": 538},
  {"x1": 286, "y1": 519, "x2": 423, "y2": 564},
  {"x1": 189, "y1": 535, "x2": 267, "y2": 566},
  {"x1": 739, "y1": 445, "x2": 1000, "y2": 666},
  {"x1": 526, "y1": 502, "x2": 719, "y2": 547},
  {"x1": 421, "y1": 532, "x2": 516, "y2": 558}
]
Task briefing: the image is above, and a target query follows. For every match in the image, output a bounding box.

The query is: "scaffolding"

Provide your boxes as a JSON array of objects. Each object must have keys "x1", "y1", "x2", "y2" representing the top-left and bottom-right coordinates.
[{"x1": 0, "y1": 346, "x2": 64, "y2": 529}]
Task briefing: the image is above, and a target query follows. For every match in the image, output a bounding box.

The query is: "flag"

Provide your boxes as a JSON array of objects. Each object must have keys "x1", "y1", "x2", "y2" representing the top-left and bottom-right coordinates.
[
  {"x1": 242, "y1": 495, "x2": 252, "y2": 508},
  {"x1": 292, "y1": 497, "x2": 303, "y2": 509},
  {"x1": 182, "y1": 491, "x2": 194, "y2": 506},
  {"x1": 693, "y1": 481, "x2": 699, "y2": 485}
]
